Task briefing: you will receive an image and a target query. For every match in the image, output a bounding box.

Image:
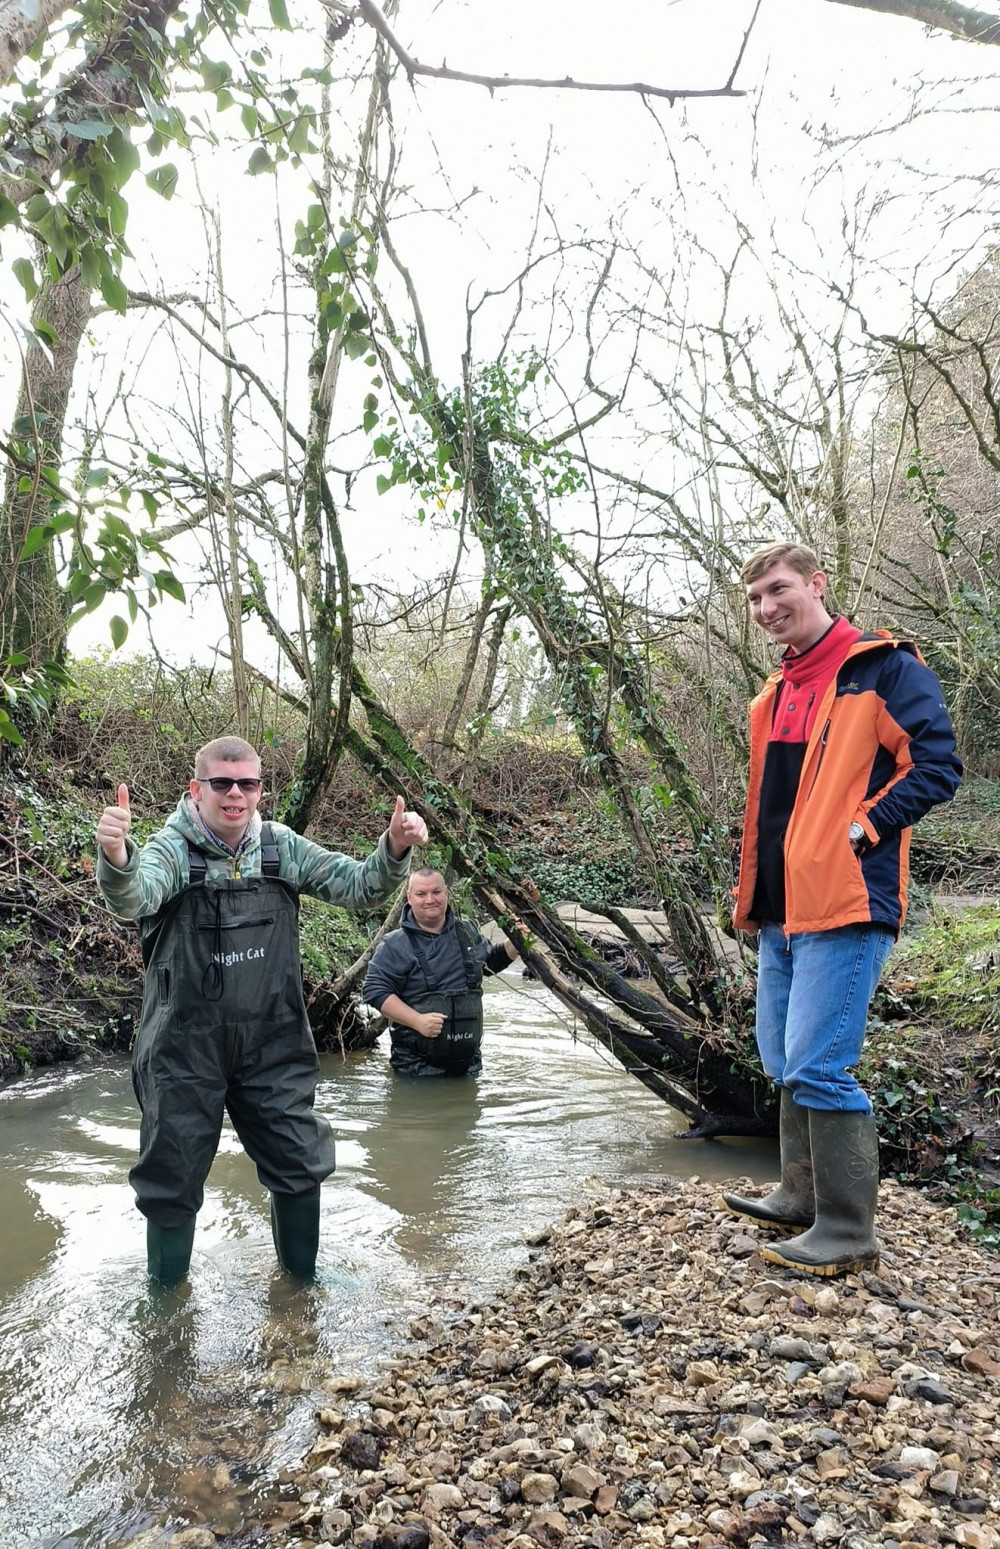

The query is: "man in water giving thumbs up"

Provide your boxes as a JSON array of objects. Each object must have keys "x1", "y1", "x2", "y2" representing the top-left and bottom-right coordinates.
[{"x1": 95, "y1": 736, "x2": 427, "y2": 1283}]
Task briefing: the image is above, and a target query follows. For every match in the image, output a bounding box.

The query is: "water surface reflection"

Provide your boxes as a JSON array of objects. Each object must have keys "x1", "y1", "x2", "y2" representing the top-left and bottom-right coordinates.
[{"x1": 0, "y1": 977, "x2": 776, "y2": 1547}]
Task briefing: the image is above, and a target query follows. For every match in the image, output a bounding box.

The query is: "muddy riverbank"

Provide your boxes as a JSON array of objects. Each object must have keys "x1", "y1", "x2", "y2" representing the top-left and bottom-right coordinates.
[{"x1": 248, "y1": 1176, "x2": 1000, "y2": 1549}]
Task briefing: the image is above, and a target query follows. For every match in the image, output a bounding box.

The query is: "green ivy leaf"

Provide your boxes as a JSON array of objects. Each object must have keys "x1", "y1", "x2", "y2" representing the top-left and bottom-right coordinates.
[
  {"x1": 67, "y1": 119, "x2": 113, "y2": 140},
  {"x1": 146, "y1": 163, "x2": 179, "y2": 200},
  {"x1": 248, "y1": 146, "x2": 274, "y2": 175},
  {"x1": 79, "y1": 242, "x2": 101, "y2": 288},
  {"x1": 100, "y1": 271, "x2": 128, "y2": 313},
  {"x1": 12, "y1": 257, "x2": 38, "y2": 301},
  {"x1": 107, "y1": 128, "x2": 141, "y2": 182},
  {"x1": 201, "y1": 59, "x2": 232, "y2": 91},
  {"x1": 156, "y1": 571, "x2": 186, "y2": 603},
  {"x1": 19, "y1": 527, "x2": 49, "y2": 561}
]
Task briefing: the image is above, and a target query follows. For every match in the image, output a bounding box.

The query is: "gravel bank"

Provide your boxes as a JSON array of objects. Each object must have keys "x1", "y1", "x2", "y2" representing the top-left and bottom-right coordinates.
[{"x1": 259, "y1": 1177, "x2": 999, "y2": 1549}]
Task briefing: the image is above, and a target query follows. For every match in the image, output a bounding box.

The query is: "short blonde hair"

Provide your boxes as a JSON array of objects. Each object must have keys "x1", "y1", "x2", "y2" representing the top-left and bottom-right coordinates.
[
  {"x1": 194, "y1": 736, "x2": 260, "y2": 777},
  {"x1": 740, "y1": 542, "x2": 823, "y2": 587}
]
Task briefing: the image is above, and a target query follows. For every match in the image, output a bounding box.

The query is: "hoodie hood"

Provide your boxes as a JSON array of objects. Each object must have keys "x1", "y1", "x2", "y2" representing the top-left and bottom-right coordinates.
[{"x1": 165, "y1": 795, "x2": 262, "y2": 860}]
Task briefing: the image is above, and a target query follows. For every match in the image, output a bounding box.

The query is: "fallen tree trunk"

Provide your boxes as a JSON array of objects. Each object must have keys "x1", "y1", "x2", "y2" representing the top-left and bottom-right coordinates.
[{"x1": 342, "y1": 666, "x2": 773, "y2": 1137}]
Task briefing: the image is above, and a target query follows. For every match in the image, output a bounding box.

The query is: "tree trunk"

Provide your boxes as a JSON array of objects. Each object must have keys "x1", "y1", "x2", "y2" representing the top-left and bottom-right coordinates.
[
  {"x1": 1, "y1": 264, "x2": 91, "y2": 669},
  {"x1": 0, "y1": 0, "x2": 74, "y2": 89}
]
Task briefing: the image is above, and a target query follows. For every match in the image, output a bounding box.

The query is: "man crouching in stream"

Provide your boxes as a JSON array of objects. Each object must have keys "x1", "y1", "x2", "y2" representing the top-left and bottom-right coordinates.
[
  {"x1": 95, "y1": 735, "x2": 427, "y2": 1284},
  {"x1": 363, "y1": 868, "x2": 521, "y2": 1077}
]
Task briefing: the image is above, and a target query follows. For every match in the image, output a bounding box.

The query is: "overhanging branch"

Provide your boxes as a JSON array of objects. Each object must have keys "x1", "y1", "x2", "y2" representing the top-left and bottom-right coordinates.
[
  {"x1": 825, "y1": 0, "x2": 1000, "y2": 45},
  {"x1": 345, "y1": 0, "x2": 749, "y2": 101}
]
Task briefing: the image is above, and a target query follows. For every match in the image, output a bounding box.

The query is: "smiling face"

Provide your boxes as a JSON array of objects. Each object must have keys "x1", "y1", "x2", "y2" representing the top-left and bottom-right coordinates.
[
  {"x1": 407, "y1": 870, "x2": 449, "y2": 934},
  {"x1": 189, "y1": 757, "x2": 262, "y2": 845},
  {"x1": 745, "y1": 560, "x2": 832, "y2": 655}
]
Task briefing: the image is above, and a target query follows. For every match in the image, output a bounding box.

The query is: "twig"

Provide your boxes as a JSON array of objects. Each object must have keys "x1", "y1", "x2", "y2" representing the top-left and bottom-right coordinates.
[
  {"x1": 0, "y1": 833, "x2": 84, "y2": 901},
  {"x1": 352, "y1": 0, "x2": 747, "y2": 102}
]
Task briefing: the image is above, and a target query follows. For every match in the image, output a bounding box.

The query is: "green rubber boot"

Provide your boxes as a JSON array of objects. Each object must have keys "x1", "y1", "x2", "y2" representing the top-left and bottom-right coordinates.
[
  {"x1": 721, "y1": 1088, "x2": 815, "y2": 1234},
  {"x1": 146, "y1": 1217, "x2": 196, "y2": 1283},
  {"x1": 270, "y1": 1189, "x2": 321, "y2": 1280},
  {"x1": 761, "y1": 1109, "x2": 880, "y2": 1277}
]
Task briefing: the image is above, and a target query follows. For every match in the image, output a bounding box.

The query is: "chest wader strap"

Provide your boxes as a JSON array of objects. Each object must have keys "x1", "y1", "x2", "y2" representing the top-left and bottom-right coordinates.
[
  {"x1": 397, "y1": 919, "x2": 484, "y2": 1069},
  {"x1": 408, "y1": 917, "x2": 482, "y2": 995},
  {"x1": 185, "y1": 821, "x2": 280, "y2": 882},
  {"x1": 139, "y1": 823, "x2": 282, "y2": 968}
]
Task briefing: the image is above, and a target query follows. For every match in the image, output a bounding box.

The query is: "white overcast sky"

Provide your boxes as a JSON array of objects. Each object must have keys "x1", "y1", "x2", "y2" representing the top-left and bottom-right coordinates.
[{"x1": 4, "y1": 0, "x2": 1000, "y2": 665}]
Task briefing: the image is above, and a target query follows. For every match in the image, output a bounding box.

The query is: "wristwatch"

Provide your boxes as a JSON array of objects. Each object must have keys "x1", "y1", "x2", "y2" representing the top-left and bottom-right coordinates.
[{"x1": 849, "y1": 821, "x2": 865, "y2": 846}]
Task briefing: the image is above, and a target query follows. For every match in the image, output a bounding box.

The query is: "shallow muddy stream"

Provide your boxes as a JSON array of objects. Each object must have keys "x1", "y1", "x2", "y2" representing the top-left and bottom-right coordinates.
[{"x1": 0, "y1": 975, "x2": 776, "y2": 1549}]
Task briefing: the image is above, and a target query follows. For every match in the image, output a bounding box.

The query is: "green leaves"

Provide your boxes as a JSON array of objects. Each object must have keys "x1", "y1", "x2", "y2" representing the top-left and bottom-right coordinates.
[
  {"x1": 268, "y1": 0, "x2": 292, "y2": 27},
  {"x1": 145, "y1": 163, "x2": 179, "y2": 200},
  {"x1": 100, "y1": 271, "x2": 128, "y2": 314},
  {"x1": 12, "y1": 257, "x2": 38, "y2": 302},
  {"x1": 65, "y1": 119, "x2": 114, "y2": 141}
]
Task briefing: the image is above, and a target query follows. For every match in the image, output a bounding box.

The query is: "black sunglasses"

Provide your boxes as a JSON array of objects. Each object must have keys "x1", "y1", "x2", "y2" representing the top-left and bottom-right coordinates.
[{"x1": 200, "y1": 777, "x2": 262, "y2": 794}]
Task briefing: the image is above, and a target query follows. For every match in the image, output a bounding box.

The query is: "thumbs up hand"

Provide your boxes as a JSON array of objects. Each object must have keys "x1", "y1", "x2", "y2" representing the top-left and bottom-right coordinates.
[
  {"x1": 387, "y1": 793, "x2": 428, "y2": 858},
  {"x1": 96, "y1": 783, "x2": 132, "y2": 869}
]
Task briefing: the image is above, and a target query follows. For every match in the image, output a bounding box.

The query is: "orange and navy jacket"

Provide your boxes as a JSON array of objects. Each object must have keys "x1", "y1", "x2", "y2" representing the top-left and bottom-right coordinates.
[{"x1": 733, "y1": 633, "x2": 962, "y2": 937}]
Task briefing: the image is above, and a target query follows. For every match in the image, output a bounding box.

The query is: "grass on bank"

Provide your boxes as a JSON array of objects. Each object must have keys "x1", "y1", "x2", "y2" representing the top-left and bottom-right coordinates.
[{"x1": 865, "y1": 901, "x2": 1000, "y2": 1249}]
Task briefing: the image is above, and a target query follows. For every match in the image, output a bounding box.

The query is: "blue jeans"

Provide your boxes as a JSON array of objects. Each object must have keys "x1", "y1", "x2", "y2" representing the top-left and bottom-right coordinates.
[{"x1": 755, "y1": 922, "x2": 894, "y2": 1112}]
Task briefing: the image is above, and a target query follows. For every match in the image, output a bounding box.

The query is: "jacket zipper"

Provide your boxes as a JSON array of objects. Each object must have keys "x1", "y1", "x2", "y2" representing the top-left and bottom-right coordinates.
[{"x1": 805, "y1": 719, "x2": 831, "y2": 800}]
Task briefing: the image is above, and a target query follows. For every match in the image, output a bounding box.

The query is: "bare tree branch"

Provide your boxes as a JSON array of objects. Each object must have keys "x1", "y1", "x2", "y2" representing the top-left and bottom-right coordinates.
[
  {"x1": 344, "y1": 0, "x2": 749, "y2": 101},
  {"x1": 825, "y1": 0, "x2": 1000, "y2": 45}
]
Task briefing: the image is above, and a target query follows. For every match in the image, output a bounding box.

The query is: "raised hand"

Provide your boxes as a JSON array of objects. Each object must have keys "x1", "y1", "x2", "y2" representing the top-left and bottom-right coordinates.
[
  {"x1": 387, "y1": 794, "x2": 428, "y2": 857},
  {"x1": 96, "y1": 783, "x2": 132, "y2": 868}
]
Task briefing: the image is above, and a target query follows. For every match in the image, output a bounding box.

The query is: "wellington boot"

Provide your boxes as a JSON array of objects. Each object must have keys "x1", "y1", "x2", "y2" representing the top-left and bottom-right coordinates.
[
  {"x1": 721, "y1": 1088, "x2": 814, "y2": 1234},
  {"x1": 270, "y1": 1189, "x2": 321, "y2": 1280},
  {"x1": 761, "y1": 1109, "x2": 880, "y2": 1277},
  {"x1": 146, "y1": 1217, "x2": 196, "y2": 1283}
]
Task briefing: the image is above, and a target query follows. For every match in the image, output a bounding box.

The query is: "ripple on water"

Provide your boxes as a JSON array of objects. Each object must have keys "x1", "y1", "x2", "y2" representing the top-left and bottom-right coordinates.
[{"x1": 0, "y1": 981, "x2": 778, "y2": 1546}]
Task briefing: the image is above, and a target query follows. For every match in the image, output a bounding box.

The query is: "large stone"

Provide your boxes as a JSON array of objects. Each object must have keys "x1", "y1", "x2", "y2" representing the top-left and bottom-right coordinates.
[
  {"x1": 521, "y1": 1472, "x2": 559, "y2": 1504},
  {"x1": 560, "y1": 1461, "x2": 604, "y2": 1497},
  {"x1": 420, "y1": 1483, "x2": 465, "y2": 1516}
]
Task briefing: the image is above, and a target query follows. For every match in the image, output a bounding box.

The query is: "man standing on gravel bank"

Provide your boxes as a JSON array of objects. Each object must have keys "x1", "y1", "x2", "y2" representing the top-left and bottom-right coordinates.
[
  {"x1": 95, "y1": 735, "x2": 427, "y2": 1284},
  {"x1": 723, "y1": 543, "x2": 961, "y2": 1276}
]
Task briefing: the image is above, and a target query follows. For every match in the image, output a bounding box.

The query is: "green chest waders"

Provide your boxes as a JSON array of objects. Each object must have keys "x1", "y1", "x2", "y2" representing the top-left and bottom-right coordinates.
[
  {"x1": 131, "y1": 835, "x2": 335, "y2": 1237},
  {"x1": 389, "y1": 922, "x2": 485, "y2": 1076}
]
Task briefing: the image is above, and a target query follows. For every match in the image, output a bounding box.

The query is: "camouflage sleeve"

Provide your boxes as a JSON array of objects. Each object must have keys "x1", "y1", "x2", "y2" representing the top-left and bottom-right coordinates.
[
  {"x1": 95, "y1": 828, "x2": 188, "y2": 920},
  {"x1": 276, "y1": 827, "x2": 409, "y2": 909}
]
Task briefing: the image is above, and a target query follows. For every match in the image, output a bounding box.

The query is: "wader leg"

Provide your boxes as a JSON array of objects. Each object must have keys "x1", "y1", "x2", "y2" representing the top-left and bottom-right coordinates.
[
  {"x1": 226, "y1": 1029, "x2": 336, "y2": 1196},
  {"x1": 270, "y1": 1189, "x2": 321, "y2": 1279},
  {"x1": 147, "y1": 1216, "x2": 196, "y2": 1283}
]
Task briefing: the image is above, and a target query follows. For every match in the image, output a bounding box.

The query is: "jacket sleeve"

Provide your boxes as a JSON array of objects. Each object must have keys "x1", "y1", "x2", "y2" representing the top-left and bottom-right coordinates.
[
  {"x1": 865, "y1": 652, "x2": 962, "y2": 841},
  {"x1": 276, "y1": 827, "x2": 409, "y2": 908},
  {"x1": 362, "y1": 931, "x2": 412, "y2": 1011},
  {"x1": 95, "y1": 828, "x2": 188, "y2": 920},
  {"x1": 484, "y1": 941, "x2": 513, "y2": 977}
]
